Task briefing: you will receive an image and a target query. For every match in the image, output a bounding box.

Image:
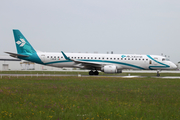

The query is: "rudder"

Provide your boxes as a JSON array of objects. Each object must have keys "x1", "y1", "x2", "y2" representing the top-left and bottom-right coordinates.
[{"x1": 13, "y1": 29, "x2": 36, "y2": 54}]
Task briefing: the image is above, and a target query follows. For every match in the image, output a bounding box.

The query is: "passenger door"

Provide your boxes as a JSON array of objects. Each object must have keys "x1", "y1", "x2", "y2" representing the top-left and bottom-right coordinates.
[
  {"x1": 41, "y1": 54, "x2": 46, "y2": 63},
  {"x1": 153, "y1": 58, "x2": 158, "y2": 65}
]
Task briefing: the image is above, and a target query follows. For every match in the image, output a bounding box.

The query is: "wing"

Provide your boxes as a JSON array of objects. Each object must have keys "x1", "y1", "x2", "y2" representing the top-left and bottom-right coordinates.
[
  {"x1": 61, "y1": 51, "x2": 105, "y2": 69},
  {"x1": 73, "y1": 59, "x2": 104, "y2": 69}
]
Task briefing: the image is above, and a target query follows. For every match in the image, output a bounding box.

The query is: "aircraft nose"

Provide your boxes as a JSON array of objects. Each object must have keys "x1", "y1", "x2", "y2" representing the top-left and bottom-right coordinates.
[{"x1": 171, "y1": 63, "x2": 177, "y2": 69}]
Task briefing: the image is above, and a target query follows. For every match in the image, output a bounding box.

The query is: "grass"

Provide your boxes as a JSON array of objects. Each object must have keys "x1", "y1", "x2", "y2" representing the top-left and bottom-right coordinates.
[{"x1": 0, "y1": 76, "x2": 180, "y2": 120}]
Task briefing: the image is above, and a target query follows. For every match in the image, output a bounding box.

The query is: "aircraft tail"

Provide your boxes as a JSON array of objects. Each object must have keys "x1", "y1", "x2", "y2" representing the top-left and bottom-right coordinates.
[{"x1": 13, "y1": 29, "x2": 36, "y2": 54}]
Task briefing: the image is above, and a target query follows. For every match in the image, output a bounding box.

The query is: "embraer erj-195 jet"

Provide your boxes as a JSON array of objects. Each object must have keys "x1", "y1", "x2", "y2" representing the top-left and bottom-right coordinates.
[{"x1": 5, "y1": 30, "x2": 177, "y2": 76}]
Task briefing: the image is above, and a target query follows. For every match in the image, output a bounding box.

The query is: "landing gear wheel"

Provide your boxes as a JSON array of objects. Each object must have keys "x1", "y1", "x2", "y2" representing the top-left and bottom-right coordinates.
[
  {"x1": 89, "y1": 70, "x2": 99, "y2": 75},
  {"x1": 94, "y1": 71, "x2": 99, "y2": 75},
  {"x1": 157, "y1": 70, "x2": 160, "y2": 77},
  {"x1": 89, "y1": 71, "x2": 94, "y2": 75}
]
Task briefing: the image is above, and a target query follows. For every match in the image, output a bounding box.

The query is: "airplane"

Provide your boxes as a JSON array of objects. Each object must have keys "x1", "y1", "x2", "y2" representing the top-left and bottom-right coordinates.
[{"x1": 5, "y1": 29, "x2": 177, "y2": 76}]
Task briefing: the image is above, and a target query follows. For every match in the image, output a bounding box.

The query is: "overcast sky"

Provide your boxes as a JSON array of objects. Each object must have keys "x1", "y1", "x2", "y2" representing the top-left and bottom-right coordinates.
[{"x1": 0, "y1": 0, "x2": 180, "y2": 63}]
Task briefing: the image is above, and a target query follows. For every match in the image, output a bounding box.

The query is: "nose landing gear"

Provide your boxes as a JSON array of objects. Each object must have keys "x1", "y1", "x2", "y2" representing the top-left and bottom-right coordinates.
[
  {"x1": 89, "y1": 70, "x2": 99, "y2": 75},
  {"x1": 157, "y1": 70, "x2": 160, "y2": 77}
]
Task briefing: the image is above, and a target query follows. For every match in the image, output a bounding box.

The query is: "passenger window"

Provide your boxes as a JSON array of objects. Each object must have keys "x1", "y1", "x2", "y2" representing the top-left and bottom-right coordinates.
[
  {"x1": 132, "y1": 58, "x2": 133, "y2": 60},
  {"x1": 84, "y1": 57, "x2": 86, "y2": 59},
  {"x1": 117, "y1": 58, "x2": 119, "y2": 60},
  {"x1": 124, "y1": 58, "x2": 126, "y2": 60},
  {"x1": 128, "y1": 58, "x2": 130, "y2": 60},
  {"x1": 47, "y1": 56, "x2": 49, "y2": 58},
  {"x1": 107, "y1": 58, "x2": 108, "y2": 59}
]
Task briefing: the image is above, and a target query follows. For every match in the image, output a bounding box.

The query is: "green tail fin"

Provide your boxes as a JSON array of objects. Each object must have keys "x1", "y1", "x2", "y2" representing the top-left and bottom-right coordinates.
[{"x1": 13, "y1": 29, "x2": 36, "y2": 54}]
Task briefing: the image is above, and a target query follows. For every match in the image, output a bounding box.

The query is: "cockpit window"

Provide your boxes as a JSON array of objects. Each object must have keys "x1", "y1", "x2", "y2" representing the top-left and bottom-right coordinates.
[
  {"x1": 166, "y1": 58, "x2": 170, "y2": 61},
  {"x1": 162, "y1": 58, "x2": 170, "y2": 61}
]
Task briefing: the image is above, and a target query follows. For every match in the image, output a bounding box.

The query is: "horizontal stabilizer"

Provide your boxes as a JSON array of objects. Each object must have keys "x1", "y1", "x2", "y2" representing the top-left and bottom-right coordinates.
[{"x1": 5, "y1": 52, "x2": 29, "y2": 58}]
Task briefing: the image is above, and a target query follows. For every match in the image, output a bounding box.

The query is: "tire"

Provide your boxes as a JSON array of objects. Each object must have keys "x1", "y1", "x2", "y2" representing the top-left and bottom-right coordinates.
[
  {"x1": 94, "y1": 71, "x2": 99, "y2": 75},
  {"x1": 89, "y1": 71, "x2": 94, "y2": 75}
]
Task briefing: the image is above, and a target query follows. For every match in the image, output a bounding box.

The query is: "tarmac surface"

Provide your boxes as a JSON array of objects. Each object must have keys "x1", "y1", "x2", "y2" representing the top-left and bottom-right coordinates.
[{"x1": 1, "y1": 74, "x2": 180, "y2": 79}]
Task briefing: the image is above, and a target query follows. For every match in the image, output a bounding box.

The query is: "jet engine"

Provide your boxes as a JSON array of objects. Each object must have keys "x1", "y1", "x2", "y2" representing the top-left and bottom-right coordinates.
[{"x1": 101, "y1": 65, "x2": 122, "y2": 73}]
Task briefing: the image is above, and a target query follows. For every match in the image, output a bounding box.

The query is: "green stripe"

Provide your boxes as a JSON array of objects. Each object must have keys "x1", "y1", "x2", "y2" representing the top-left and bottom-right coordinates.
[
  {"x1": 147, "y1": 55, "x2": 170, "y2": 70},
  {"x1": 79, "y1": 60, "x2": 145, "y2": 70},
  {"x1": 44, "y1": 60, "x2": 72, "y2": 65},
  {"x1": 44, "y1": 59, "x2": 145, "y2": 70}
]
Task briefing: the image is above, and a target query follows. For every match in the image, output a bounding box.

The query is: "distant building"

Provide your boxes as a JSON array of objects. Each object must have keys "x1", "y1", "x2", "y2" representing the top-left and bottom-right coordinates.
[
  {"x1": 0, "y1": 56, "x2": 21, "y2": 70},
  {"x1": 0, "y1": 55, "x2": 72, "y2": 71}
]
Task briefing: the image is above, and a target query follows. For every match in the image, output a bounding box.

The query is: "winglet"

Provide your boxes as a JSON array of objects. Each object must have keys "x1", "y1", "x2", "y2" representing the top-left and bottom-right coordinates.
[{"x1": 61, "y1": 51, "x2": 71, "y2": 61}]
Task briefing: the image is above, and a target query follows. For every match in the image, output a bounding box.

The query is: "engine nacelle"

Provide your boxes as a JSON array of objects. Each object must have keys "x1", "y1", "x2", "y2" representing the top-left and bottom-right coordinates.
[{"x1": 101, "y1": 65, "x2": 122, "y2": 73}]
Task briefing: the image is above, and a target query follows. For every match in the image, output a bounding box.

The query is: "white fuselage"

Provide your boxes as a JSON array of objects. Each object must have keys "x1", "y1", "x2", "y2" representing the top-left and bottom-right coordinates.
[{"x1": 36, "y1": 52, "x2": 177, "y2": 71}]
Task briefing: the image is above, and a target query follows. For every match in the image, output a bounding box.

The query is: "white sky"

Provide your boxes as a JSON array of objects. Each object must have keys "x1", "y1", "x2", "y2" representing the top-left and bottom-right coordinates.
[{"x1": 0, "y1": 0, "x2": 180, "y2": 63}]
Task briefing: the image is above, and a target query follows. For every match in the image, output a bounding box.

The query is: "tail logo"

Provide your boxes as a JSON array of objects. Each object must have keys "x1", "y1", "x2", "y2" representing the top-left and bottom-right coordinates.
[{"x1": 16, "y1": 38, "x2": 26, "y2": 47}]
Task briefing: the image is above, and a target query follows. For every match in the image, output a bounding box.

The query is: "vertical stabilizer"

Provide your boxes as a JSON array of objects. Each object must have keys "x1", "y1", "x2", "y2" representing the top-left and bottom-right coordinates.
[{"x1": 13, "y1": 29, "x2": 36, "y2": 54}]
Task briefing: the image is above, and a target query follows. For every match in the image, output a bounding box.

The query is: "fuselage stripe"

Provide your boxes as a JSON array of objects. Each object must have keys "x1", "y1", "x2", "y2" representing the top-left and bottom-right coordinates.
[
  {"x1": 44, "y1": 59, "x2": 145, "y2": 70},
  {"x1": 147, "y1": 55, "x2": 170, "y2": 70}
]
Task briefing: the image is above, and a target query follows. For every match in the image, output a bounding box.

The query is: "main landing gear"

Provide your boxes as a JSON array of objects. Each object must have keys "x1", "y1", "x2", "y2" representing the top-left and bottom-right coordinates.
[
  {"x1": 157, "y1": 70, "x2": 160, "y2": 77},
  {"x1": 89, "y1": 70, "x2": 99, "y2": 75}
]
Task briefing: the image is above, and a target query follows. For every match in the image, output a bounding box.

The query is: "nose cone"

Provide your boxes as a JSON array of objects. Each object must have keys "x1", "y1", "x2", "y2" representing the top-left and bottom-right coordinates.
[{"x1": 171, "y1": 63, "x2": 177, "y2": 69}]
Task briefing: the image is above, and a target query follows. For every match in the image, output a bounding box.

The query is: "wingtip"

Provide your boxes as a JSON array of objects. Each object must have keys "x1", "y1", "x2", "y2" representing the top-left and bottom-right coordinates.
[
  {"x1": 12, "y1": 29, "x2": 19, "y2": 31},
  {"x1": 61, "y1": 51, "x2": 71, "y2": 61}
]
